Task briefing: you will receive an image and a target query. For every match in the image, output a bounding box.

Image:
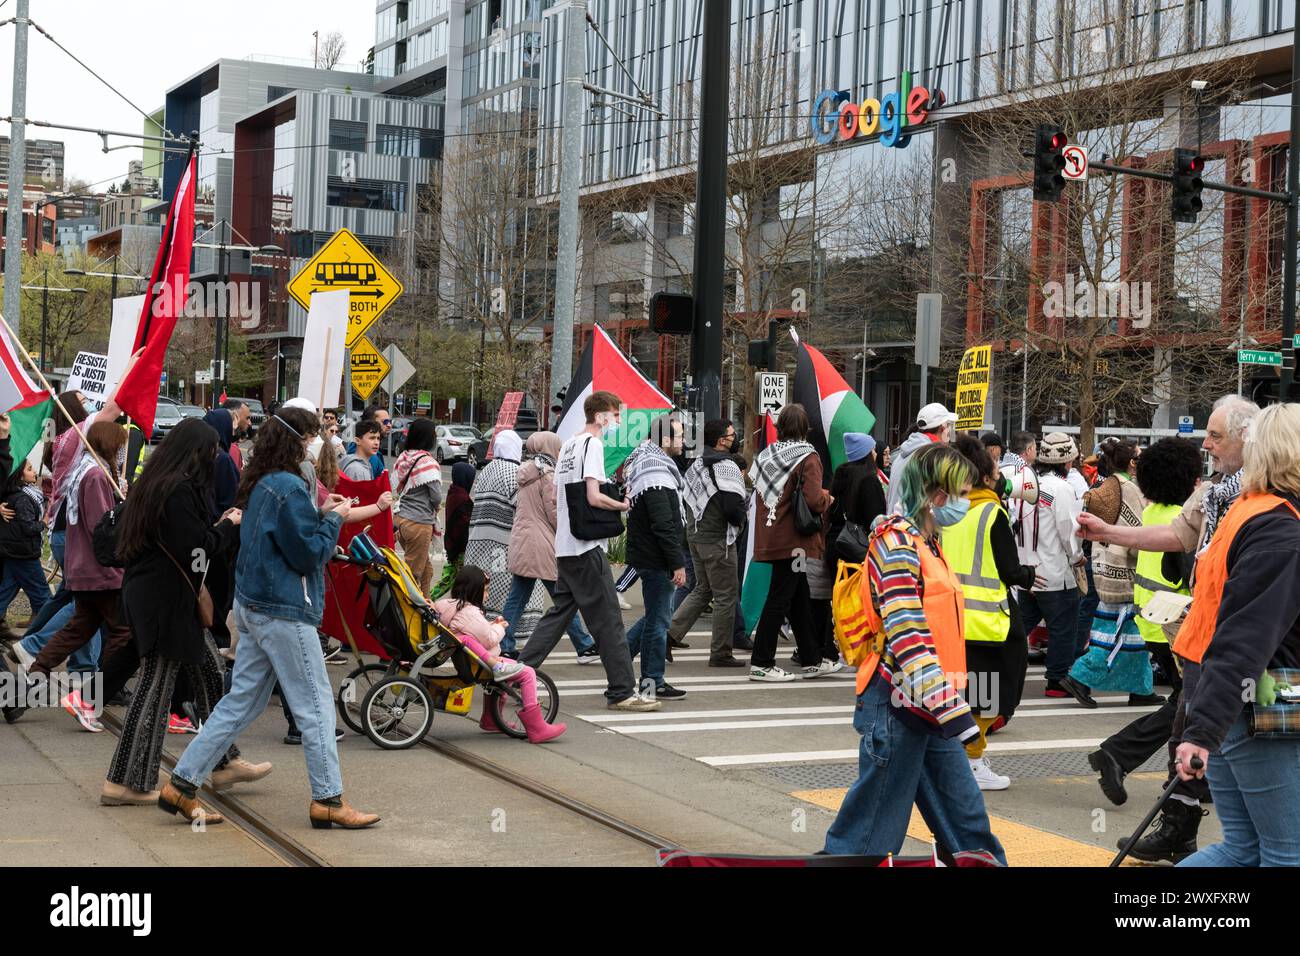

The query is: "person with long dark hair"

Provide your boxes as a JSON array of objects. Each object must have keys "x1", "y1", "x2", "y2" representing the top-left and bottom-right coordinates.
[
  {"x1": 433, "y1": 461, "x2": 475, "y2": 599},
  {"x1": 100, "y1": 419, "x2": 267, "y2": 805},
  {"x1": 28, "y1": 421, "x2": 129, "y2": 732},
  {"x1": 158, "y1": 408, "x2": 380, "y2": 829},
  {"x1": 392, "y1": 417, "x2": 443, "y2": 595}
]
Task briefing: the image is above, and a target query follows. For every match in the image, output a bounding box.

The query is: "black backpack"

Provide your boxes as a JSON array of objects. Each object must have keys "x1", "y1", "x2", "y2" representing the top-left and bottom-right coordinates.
[{"x1": 92, "y1": 498, "x2": 128, "y2": 568}]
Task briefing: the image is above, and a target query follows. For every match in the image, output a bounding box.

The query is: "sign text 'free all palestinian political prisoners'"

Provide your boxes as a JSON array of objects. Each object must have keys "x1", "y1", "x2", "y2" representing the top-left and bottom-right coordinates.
[
  {"x1": 67, "y1": 352, "x2": 111, "y2": 411},
  {"x1": 955, "y1": 345, "x2": 992, "y2": 431}
]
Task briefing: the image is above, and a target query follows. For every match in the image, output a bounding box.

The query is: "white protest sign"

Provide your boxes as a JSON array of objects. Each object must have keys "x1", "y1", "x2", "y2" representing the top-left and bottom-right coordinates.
[
  {"x1": 67, "y1": 352, "x2": 111, "y2": 411},
  {"x1": 297, "y1": 290, "x2": 349, "y2": 412},
  {"x1": 105, "y1": 295, "x2": 144, "y2": 400}
]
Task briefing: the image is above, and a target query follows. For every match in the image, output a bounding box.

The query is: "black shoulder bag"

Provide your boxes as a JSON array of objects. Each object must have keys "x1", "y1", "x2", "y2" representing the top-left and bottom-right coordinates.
[{"x1": 565, "y1": 436, "x2": 626, "y2": 541}]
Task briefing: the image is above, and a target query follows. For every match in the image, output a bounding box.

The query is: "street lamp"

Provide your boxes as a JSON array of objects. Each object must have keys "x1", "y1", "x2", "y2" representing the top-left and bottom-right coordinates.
[{"x1": 1012, "y1": 343, "x2": 1040, "y2": 432}]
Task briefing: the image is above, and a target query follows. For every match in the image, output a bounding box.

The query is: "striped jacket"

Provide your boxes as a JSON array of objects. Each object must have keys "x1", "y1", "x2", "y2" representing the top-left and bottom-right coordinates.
[{"x1": 867, "y1": 517, "x2": 978, "y2": 741}]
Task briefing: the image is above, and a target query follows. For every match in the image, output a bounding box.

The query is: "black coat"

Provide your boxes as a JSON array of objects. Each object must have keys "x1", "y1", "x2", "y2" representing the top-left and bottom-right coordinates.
[
  {"x1": 0, "y1": 489, "x2": 44, "y2": 560},
  {"x1": 122, "y1": 483, "x2": 238, "y2": 664},
  {"x1": 626, "y1": 486, "x2": 685, "y2": 572}
]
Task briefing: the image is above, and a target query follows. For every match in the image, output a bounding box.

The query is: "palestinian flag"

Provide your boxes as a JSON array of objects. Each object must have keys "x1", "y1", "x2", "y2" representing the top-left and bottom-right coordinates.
[
  {"x1": 0, "y1": 328, "x2": 53, "y2": 474},
  {"x1": 555, "y1": 324, "x2": 674, "y2": 474},
  {"x1": 793, "y1": 330, "x2": 877, "y2": 486},
  {"x1": 739, "y1": 411, "x2": 777, "y2": 636}
]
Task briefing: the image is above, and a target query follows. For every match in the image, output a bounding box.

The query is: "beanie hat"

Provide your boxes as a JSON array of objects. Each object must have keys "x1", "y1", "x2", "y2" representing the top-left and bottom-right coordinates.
[
  {"x1": 843, "y1": 432, "x2": 877, "y2": 462},
  {"x1": 1037, "y1": 432, "x2": 1078, "y2": 465}
]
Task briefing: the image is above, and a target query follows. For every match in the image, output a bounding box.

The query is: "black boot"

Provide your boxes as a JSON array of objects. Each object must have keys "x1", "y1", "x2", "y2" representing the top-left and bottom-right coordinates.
[{"x1": 1118, "y1": 799, "x2": 1206, "y2": 864}]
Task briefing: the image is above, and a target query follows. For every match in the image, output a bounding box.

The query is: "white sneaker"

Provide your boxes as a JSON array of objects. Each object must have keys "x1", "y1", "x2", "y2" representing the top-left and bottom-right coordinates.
[
  {"x1": 617, "y1": 596, "x2": 633, "y2": 610},
  {"x1": 608, "y1": 694, "x2": 662, "y2": 712},
  {"x1": 749, "y1": 665, "x2": 796, "y2": 683},
  {"x1": 492, "y1": 659, "x2": 526, "y2": 682},
  {"x1": 800, "y1": 660, "x2": 844, "y2": 679},
  {"x1": 970, "y1": 757, "x2": 1010, "y2": 791},
  {"x1": 7, "y1": 640, "x2": 34, "y2": 677},
  {"x1": 575, "y1": 649, "x2": 601, "y2": 665}
]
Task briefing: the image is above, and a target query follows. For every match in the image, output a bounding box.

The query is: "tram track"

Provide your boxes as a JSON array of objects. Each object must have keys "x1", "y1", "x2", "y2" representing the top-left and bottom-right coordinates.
[{"x1": 99, "y1": 711, "x2": 327, "y2": 868}]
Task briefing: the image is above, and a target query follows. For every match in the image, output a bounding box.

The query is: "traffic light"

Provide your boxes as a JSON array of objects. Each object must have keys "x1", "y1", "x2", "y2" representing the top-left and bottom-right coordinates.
[
  {"x1": 648, "y1": 291, "x2": 694, "y2": 335},
  {"x1": 747, "y1": 339, "x2": 773, "y2": 368},
  {"x1": 1033, "y1": 124, "x2": 1067, "y2": 202},
  {"x1": 1171, "y1": 148, "x2": 1205, "y2": 224}
]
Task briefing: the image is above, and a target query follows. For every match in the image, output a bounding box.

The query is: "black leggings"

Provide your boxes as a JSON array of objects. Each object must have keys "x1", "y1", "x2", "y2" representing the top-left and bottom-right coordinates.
[{"x1": 752, "y1": 559, "x2": 822, "y2": 669}]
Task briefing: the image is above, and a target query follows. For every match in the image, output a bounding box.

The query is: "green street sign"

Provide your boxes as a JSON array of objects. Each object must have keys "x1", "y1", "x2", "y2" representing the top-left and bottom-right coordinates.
[
  {"x1": 417, "y1": 390, "x2": 433, "y2": 408},
  {"x1": 1238, "y1": 349, "x2": 1283, "y2": 366},
  {"x1": 1294, "y1": 334, "x2": 1300, "y2": 348}
]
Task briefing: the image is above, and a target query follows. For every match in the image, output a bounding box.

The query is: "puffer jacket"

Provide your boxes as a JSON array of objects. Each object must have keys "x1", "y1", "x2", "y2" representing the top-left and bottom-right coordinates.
[{"x1": 508, "y1": 458, "x2": 560, "y2": 581}]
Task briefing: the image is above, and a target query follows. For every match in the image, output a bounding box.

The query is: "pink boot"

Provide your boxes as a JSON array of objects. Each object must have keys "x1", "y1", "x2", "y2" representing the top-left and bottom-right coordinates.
[
  {"x1": 479, "y1": 707, "x2": 501, "y2": 734},
  {"x1": 517, "y1": 703, "x2": 566, "y2": 744}
]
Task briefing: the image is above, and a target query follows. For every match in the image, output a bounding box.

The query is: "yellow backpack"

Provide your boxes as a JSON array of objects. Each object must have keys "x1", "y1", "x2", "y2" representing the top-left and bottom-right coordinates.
[{"x1": 832, "y1": 561, "x2": 884, "y2": 669}]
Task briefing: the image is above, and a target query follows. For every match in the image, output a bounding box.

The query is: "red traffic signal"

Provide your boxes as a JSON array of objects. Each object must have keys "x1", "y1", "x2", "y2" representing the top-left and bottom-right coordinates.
[
  {"x1": 1033, "y1": 124, "x2": 1067, "y2": 202},
  {"x1": 1171, "y1": 148, "x2": 1205, "y2": 223}
]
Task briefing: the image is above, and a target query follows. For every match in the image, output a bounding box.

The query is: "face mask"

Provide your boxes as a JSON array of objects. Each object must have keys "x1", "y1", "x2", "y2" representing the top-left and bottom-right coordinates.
[
  {"x1": 600, "y1": 415, "x2": 620, "y2": 438},
  {"x1": 932, "y1": 495, "x2": 970, "y2": 527}
]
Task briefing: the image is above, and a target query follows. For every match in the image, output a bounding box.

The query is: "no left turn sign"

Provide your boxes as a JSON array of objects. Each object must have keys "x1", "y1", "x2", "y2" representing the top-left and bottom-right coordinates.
[{"x1": 1063, "y1": 144, "x2": 1088, "y2": 181}]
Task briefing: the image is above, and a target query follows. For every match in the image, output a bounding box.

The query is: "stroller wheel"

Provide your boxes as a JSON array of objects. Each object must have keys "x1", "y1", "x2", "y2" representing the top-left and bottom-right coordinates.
[
  {"x1": 337, "y1": 663, "x2": 391, "y2": 734},
  {"x1": 360, "y1": 676, "x2": 433, "y2": 749},
  {"x1": 490, "y1": 669, "x2": 560, "y2": 739}
]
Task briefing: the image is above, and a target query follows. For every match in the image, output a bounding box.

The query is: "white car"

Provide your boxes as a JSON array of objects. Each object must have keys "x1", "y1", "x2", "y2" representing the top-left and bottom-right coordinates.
[{"x1": 435, "y1": 424, "x2": 481, "y2": 464}]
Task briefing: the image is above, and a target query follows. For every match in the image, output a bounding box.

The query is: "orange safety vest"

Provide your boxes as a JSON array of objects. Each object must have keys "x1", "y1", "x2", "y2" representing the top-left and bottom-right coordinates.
[
  {"x1": 856, "y1": 520, "x2": 966, "y2": 695},
  {"x1": 1173, "y1": 492, "x2": 1300, "y2": 665}
]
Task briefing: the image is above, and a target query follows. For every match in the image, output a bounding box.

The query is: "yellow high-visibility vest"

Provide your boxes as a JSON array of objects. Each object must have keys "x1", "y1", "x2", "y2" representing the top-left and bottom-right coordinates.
[
  {"x1": 1133, "y1": 502, "x2": 1186, "y2": 645},
  {"x1": 940, "y1": 498, "x2": 1010, "y2": 643}
]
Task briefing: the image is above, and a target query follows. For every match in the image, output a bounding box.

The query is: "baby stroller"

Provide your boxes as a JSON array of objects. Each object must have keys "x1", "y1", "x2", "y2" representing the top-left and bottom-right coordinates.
[{"x1": 332, "y1": 530, "x2": 560, "y2": 750}]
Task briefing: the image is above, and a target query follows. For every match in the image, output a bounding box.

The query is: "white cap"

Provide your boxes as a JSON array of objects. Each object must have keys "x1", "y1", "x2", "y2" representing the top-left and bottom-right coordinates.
[
  {"x1": 917, "y1": 402, "x2": 958, "y2": 430},
  {"x1": 283, "y1": 397, "x2": 318, "y2": 414}
]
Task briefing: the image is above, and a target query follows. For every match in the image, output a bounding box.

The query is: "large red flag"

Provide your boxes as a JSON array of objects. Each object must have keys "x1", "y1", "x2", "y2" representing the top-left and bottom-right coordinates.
[{"x1": 114, "y1": 151, "x2": 197, "y2": 437}]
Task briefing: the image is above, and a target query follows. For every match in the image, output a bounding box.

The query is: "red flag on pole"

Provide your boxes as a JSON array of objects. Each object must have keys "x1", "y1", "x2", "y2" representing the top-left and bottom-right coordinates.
[{"x1": 114, "y1": 150, "x2": 197, "y2": 437}]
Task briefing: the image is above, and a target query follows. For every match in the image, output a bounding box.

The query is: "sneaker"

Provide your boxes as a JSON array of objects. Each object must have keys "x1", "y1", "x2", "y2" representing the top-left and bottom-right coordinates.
[
  {"x1": 1059, "y1": 675, "x2": 1098, "y2": 709},
  {"x1": 1128, "y1": 692, "x2": 1166, "y2": 706},
  {"x1": 607, "y1": 694, "x2": 662, "y2": 712},
  {"x1": 6, "y1": 640, "x2": 34, "y2": 677},
  {"x1": 492, "y1": 659, "x2": 526, "y2": 682},
  {"x1": 1043, "y1": 680, "x2": 1070, "y2": 699},
  {"x1": 969, "y1": 757, "x2": 1011, "y2": 791},
  {"x1": 167, "y1": 714, "x2": 198, "y2": 734},
  {"x1": 575, "y1": 649, "x2": 601, "y2": 665},
  {"x1": 779, "y1": 624, "x2": 794, "y2": 643},
  {"x1": 62, "y1": 691, "x2": 103, "y2": 733},
  {"x1": 800, "y1": 660, "x2": 843, "y2": 679},
  {"x1": 617, "y1": 595, "x2": 633, "y2": 610},
  {"x1": 323, "y1": 646, "x2": 348, "y2": 666},
  {"x1": 986, "y1": 715, "x2": 1007, "y2": 736},
  {"x1": 708, "y1": 656, "x2": 746, "y2": 668},
  {"x1": 654, "y1": 683, "x2": 687, "y2": 700},
  {"x1": 750, "y1": 665, "x2": 796, "y2": 683},
  {"x1": 790, "y1": 649, "x2": 802, "y2": 667}
]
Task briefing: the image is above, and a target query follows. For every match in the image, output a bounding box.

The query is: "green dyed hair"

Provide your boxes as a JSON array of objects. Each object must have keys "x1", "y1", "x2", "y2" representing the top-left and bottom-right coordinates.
[{"x1": 895, "y1": 442, "x2": 976, "y2": 523}]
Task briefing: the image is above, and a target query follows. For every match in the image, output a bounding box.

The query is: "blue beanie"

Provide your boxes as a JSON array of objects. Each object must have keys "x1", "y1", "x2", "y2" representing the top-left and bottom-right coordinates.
[{"x1": 843, "y1": 432, "x2": 876, "y2": 462}]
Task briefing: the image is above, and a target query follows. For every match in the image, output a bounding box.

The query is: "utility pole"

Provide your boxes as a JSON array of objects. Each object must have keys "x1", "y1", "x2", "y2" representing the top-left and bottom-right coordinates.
[
  {"x1": 3, "y1": 0, "x2": 31, "y2": 335},
  {"x1": 212, "y1": 220, "x2": 228, "y2": 402},
  {"x1": 549, "y1": 0, "x2": 585, "y2": 416},
  {"x1": 689, "y1": 0, "x2": 729, "y2": 421},
  {"x1": 1281, "y1": 32, "x2": 1300, "y2": 398}
]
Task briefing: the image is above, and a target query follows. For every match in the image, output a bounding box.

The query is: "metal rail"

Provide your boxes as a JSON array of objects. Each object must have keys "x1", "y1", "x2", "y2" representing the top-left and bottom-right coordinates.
[{"x1": 100, "y1": 711, "x2": 327, "y2": 868}]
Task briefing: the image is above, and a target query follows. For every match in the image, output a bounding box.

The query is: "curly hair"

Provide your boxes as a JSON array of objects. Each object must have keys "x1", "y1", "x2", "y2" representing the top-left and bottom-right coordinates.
[
  {"x1": 1135, "y1": 437, "x2": 1202, "y2": 506},
  {"x1": 235, "y1": 406, "x2": 319, "y2": 508},
  {"x1": 953, "y1": 433, "x2": 995, "y2": 483}
]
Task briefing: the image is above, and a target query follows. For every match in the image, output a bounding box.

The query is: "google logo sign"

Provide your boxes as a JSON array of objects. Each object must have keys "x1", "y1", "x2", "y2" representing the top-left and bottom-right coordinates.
[{"x1": 810, "y1": 71, "x2": 944, "y2": 149}]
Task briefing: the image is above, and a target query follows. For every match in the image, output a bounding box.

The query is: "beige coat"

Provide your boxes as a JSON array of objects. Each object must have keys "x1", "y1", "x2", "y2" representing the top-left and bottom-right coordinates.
[{"x1": 507, "y1": 459, "x2": 560, "y2": 581}]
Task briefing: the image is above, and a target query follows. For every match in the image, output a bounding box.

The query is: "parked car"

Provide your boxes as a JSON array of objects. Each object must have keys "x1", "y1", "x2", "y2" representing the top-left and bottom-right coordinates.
[
  {"x1": 435, "y1": 424, "x2": 481, "y2": 464},
  {"x1": 150, "y1": 403, "x2": 185, "y2": 444},
  {"x1": 225, "y1": 397, "x2": 266, "y2": 436},
  {"x1": 178, "y1": 404, "x2": 206, "y2": 420},
  {"x1": 468, "y1": 412, "x2": 543, "y2": 468}
]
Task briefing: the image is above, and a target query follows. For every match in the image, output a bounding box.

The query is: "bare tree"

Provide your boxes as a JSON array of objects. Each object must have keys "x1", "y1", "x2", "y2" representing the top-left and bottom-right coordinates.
[{"x1": 316, "y1": 31, "x2": 346, "y2": 70}]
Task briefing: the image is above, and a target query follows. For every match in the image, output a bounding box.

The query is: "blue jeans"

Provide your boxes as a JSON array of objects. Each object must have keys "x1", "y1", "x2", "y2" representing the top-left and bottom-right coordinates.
[
  {"x1": 500, "y1": 574, "x2": 595, "y2": 655},
  {"x1": 672, "y1": 545, "x2": 694, "y2": 613},
  {"x1": 1019, "y1": 586, "x2": 1082, "y2": 682},
  {"x1": 625, "y1": 567, "x2": 675, "y2": 691},
  {"x1": 21, "y1": 599, "x2": 100, "y2": 675},
  {"x1": 172, "y1": 602, "x2": 342, "y2": 801},
  {"x1": 1075, "y1": 552, "x2": 1099, "y2": 650},
  {"x1": 1179, "y1": 714, "x2": 1300, "y2": 867},
  {"x1": 0, "y1": 557, "x2": 50, "y2": 620},
  {"x1": 823, "y1": 677, "x2": 1007, "y2": 864}
]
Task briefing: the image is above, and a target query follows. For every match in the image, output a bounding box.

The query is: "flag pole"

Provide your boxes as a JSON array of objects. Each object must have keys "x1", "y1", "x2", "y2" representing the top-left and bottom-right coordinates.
[{"x1": 0, "y1": 312, "x2": 127, "y2": 500}]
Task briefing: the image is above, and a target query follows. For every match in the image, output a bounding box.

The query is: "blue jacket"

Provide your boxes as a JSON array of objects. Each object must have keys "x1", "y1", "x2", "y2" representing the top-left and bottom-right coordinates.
[{"x1": 235, "y1": 469, "x2": 343, "y2": 626}]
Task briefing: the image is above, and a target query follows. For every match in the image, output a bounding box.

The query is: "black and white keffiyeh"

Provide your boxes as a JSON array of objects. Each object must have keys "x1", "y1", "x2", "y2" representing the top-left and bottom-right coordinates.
[
  {"x1": 467, "y1": 457, "x2": 521, "y2": 551},
  {"x1": 749, "y1": 440, "x2": 816, "y2": 523},
  {"x1": 623, "y1": 440, "x2": 684, "y2": 504},
  {"x1": 1199, "y1": 468, "x2": 1243, "y2": 553},
  {"x1": 682, "y1": 452, "x2": 746, "y2": 543}
]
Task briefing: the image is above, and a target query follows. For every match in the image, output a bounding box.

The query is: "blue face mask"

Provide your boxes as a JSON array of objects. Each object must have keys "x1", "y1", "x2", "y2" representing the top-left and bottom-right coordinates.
[{"x1": 932, "y1": 495, "x2": 970, "y2": 527}]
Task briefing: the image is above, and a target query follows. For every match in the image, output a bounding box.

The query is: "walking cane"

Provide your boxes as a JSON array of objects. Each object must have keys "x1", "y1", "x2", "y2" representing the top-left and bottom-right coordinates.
[{"x1": 1110, "y1": 756, "x2": 1203, "y2": 867}]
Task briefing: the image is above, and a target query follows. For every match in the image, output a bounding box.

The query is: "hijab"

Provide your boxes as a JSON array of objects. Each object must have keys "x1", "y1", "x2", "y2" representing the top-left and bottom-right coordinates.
[{"x1": 492, "y1": 429, "x2": 523, "y2": 464}]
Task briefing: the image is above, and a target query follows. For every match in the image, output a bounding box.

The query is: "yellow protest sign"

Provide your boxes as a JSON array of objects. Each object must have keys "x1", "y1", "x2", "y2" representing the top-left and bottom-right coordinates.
[
  {"x1": 955, "y1": 345, "x2": 992, "y2": 431},
  {"x1": 287, "y1": 228, "x2": 404, "y2": 347},
  {"x1": 349, "y1": 337, "x2": 391, "y2": 401}
]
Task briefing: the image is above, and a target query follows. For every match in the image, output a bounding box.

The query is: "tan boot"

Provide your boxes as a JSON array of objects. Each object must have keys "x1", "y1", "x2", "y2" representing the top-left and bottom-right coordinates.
[
  {"x1": 309, "y1": 798, "x2": 380, "y2": 829},
  {"x1": 157, "y1": 781, "x2": 224, "y2": 825},
  {"x1": 101, "y1": 780, "x2": 160, "y2": 806},
  {"x1": 209, "y1": 758, "x2": 273, "y2": 791}
]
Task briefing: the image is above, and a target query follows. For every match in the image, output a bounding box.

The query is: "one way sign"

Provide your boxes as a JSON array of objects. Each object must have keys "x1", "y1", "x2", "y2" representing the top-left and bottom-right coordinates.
[{"x1": 757, "y1": 372, "x2": 787, "y2": 416}]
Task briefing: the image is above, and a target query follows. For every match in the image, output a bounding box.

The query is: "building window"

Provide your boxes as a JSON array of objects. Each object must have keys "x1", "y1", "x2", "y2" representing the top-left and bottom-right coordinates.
[
  {"x1": 329, "y1": 119, "x2": 368, "y2": 152},
  {"x1": 267, "y1": 85, "x2": 294, "y2": 102},
  {"x1": 376, "y1": 124, "x2": 441, "y2": 158},
  {"x1": 326, "y1": 177, "x2": 407, "y2": 212}
]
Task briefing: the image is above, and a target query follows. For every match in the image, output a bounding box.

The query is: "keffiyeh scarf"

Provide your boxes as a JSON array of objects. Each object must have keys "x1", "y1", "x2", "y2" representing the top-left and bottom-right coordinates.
[
  {"x1": 623, "y1": 441, "x2": 684, "y2": 504},
  {"x1": 467, "y1": 458, "x2": 521, "y2": 550},
  {"x1": 394, "y1": 449, "x2": 441, "y2": 494},
  {"x1": 749, "y1": 440, "x2": 816, "y2": 522},
  {"x1": 1199, "y1": 469, "x2": 1243, "y2": 554},
  {"x1": 682, "y1": 453, "x2": 746, "y2": 543}
]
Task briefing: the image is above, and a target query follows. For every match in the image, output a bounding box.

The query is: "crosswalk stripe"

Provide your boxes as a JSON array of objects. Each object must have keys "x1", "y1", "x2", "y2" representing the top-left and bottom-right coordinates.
[
  {"x1": 582, "y1": 696, "x2": 1141, "y2": 723},
  {"x1": 553, "y1": 673, "x2": 856, "y2": 688},
  {"x1": 697, "y1": 737, "x2": 1110, "y2": 767}
]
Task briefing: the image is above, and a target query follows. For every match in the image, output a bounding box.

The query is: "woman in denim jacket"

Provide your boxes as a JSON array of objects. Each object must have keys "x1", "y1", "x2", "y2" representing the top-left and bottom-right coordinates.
[{"x1": 159, "y1": 407, "x2": 382, "y2": 830}]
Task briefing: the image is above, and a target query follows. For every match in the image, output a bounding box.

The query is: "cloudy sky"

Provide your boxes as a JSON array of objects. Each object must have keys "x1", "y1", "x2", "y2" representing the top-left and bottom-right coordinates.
[{"x1": 0, "y1": 0, "x2": 376, "y2": 190}]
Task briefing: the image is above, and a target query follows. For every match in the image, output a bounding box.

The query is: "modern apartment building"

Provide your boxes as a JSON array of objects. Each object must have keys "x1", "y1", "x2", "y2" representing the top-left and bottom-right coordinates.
[{"x1": 0, "y1": 136, "x2": 64, "y2": 191}]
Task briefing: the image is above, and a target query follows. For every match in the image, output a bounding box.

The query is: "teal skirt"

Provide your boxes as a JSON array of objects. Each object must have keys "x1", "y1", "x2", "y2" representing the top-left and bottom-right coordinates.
[{"x1": 1069, "y1": 602, "x2": 1152, "y2": 694}]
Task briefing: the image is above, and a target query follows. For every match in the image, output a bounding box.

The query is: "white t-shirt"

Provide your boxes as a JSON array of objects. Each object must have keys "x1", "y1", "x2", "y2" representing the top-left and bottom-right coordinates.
[{"x1": 554, "y1": 432, "x2": 608, "y2": 558}]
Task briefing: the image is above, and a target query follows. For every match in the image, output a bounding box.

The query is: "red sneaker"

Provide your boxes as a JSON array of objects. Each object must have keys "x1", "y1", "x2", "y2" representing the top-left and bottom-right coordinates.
[
  {"x1": 167, "y1": 714, "x2": 197, "y2": 734},
  {"x1": 62, "y1": 690, "x2": 104, "y2": 733}
]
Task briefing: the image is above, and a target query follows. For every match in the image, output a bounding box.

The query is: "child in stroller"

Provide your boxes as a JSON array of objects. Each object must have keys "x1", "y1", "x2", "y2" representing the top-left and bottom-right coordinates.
[{"x1": 432, "y1": 565, "x2": 566, "y2": 744}]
